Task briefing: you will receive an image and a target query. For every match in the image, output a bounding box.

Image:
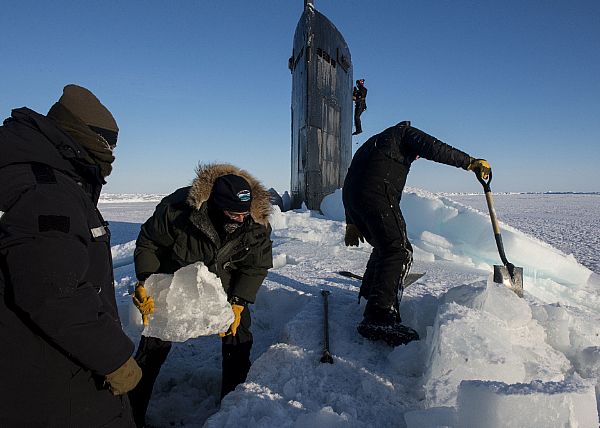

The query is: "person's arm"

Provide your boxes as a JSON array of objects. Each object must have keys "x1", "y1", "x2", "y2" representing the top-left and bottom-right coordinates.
[
  {"x1": 402, "y1": 125, "x2": 472, "y2": 169},
  {"x1": 132, "y1": 202, "x2": 178, "y2": 326},
  {"x1": 134, "y1": 201, "x2": 177, "y2": 281},
  {"x1": 345, "y1": 211, "x2": 353, "y2": 225},
  {"x1": 227, "y1": 224, "x2": 273, "y2": 303},
  {"x1": 0, "y1": 184, "x2": 133, "y2": 376}
]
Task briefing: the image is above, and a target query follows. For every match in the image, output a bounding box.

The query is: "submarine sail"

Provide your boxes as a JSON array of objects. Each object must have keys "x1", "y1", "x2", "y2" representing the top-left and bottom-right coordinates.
[{"x1": 289, "y1": 0, "x2": 353, "y2": 210}]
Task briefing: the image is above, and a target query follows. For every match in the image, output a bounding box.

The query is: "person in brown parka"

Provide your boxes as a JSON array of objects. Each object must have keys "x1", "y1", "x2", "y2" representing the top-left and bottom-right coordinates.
[{"x1": 129, "y1": 163, "x2": 273, "y2": 427}]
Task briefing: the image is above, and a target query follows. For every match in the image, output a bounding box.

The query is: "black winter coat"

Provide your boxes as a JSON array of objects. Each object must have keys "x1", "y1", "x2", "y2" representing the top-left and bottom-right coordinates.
[
  {"x1": 343, "y1": 122, "x2": 472, "y2": 222},
  {"x1": 353, "y1": 85, "x2": 367, "y2": 110},
  {"x1": 134, "y1": 164, "x2": 273, "y2": 305},
  {"x1": 0, "y1": 108, "x2": 134, "y2": 427}
]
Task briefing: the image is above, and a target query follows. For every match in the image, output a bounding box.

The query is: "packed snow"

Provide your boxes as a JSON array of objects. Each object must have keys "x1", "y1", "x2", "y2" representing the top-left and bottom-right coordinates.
[{"x1": 102, "y1": 188, "x2": 600, "y2": 428}]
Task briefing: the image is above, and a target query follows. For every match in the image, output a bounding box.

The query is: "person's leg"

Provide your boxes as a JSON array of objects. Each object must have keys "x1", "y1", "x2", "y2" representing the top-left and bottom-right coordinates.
[
  {"x1": 344, "y1": 187, "x2": 383, "y2": 305},
  {"x1": 356, "y1": 205, "x2": 419, "y2": 346},
  {"x1": 220, "y1": 306, "x2": 253, "y2": 399},
  {"x1": 362, "y1": 206, "x2": 412, "y2": 312},
  {"x1": 344, "y1": 182, "x2": 417, "y2": 345},
  {"x1": 128, "y1": 336, "x2": 172, "y2": 427},
  {"x1": 354, "y1": 106, "x2": 362, "y2": 134},
  {"x1": 221, "y1": 341, "x2": 252, "y2": 399},
  {"x1": 358, "y1": 247, "x2": 379, "y2": 302}
]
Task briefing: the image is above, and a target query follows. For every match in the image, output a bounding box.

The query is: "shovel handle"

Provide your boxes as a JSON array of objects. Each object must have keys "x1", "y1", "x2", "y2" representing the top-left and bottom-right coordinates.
[
  {"x1": 483, "y1": 186, "x2": 501, "y2": 237},
  {"x1": 477, "y1": 170, "x2": 502, "y2": 237},
  {"x1": 476, "y1": 169, "x2": 499, "y2": 233},
  {"x1": 477, "y1": 170, "x2": 515, "y2": 274},
  {"x1": 476, "y1": 169, "x2": 493, "y2": 192}
]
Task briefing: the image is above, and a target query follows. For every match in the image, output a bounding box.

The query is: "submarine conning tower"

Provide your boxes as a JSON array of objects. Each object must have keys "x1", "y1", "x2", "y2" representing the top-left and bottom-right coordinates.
[{"x1": 289, "y1": 0, "x2": 353, "y2": 210}]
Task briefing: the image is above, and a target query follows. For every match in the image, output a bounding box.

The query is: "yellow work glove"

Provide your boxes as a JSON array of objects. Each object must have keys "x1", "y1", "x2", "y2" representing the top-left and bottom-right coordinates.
[
  {"x1": 467, "y1": 158, "x2": 491, "y2": 181},
  {"x1": 344, "y1": 224, "x2": 364, "y2": 247},
  {"x1": 132, "y1": 281, "x2": 154, "y2": 326},
  {"x1": 105, "y1": 356, "x2": 142, "y2": 395},
  {"x1": 219, "y1": 304, "x2": 245, "y2": 337}
]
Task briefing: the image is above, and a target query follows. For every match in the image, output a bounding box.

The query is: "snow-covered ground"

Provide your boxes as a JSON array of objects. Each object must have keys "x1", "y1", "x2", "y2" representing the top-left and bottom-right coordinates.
[{"x1": 100, "y1": 189, "x2": 600, "y2": 428}]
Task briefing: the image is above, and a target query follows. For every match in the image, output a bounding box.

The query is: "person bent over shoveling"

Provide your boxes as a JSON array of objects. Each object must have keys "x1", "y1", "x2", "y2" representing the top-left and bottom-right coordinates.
[{"x1": 342, "y1": 120, "x2": 490, "y2": 346}]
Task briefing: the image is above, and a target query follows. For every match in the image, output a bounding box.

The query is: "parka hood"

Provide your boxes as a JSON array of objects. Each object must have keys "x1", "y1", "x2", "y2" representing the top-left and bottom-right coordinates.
[
  {"x1": 187, "y1": 163, "x2": 272, "y2": 226},
  {"x1": 1, "y1": 108, "x2": 77, "y2": 172},
  {"x1": 0, "y1": 107, "x2": 104, "y2": 186}
]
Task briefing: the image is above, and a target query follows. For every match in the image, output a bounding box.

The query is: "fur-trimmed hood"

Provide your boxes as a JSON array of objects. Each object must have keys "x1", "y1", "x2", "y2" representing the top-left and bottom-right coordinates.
[{"x1": 187, "y1": 163, "x2": 272, "y2": 226}]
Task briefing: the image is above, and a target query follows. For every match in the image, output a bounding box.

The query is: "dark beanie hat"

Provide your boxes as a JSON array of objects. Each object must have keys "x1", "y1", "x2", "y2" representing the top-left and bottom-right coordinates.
[
  {"x1": 57, "y1": 84, "x2": 119, "y2": 147},
  {"x1": 211, "y1": 174, "x2": 253, "y2": 212}
]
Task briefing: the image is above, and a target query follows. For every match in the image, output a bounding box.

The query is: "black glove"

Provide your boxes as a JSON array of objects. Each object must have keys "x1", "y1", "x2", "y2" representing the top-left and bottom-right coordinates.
[{"x1": 344, "y1": 224, "x2": 364, "y2": 247}]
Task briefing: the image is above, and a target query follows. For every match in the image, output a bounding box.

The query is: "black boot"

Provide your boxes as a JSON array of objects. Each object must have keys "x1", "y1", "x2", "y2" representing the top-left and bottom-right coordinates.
[{"x1": 357, "y1": 304, "x2": 419, "y2": 346}]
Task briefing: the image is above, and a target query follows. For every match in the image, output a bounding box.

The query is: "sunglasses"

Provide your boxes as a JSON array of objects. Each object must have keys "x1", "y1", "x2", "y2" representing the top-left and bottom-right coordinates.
[{"x1": 223, "y1": 210, "x2": 250, "y2": 222}]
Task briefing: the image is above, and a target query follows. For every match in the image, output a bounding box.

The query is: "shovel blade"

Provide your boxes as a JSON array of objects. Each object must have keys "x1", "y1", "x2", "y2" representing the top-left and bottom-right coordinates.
[{"x1": 493, "y1": 265, "x2": 524, "y2": 297}]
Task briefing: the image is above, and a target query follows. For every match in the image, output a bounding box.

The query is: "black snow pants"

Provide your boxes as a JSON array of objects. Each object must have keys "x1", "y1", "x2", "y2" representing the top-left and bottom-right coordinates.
[
  {"x1": 343, "y1": 182, "x2": 413, "y2": 315},
  {"x1": 354, "y1": 103, "x2": 366, "y2": 133},
  {"x1": 128, "y1": 307, "x2": 253, "y2": 427}
]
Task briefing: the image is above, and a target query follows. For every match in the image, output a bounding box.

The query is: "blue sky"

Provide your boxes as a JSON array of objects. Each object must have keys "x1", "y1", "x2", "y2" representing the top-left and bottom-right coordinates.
[{"x1": 2, "y1": 0, "x2": 599, "y2": 194}]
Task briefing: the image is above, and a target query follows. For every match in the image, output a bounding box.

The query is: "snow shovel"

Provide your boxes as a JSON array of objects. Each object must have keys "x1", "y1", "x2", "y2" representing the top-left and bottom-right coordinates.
[{"x1": 477, "y1": 170, "x2": 524, "y2": 297}]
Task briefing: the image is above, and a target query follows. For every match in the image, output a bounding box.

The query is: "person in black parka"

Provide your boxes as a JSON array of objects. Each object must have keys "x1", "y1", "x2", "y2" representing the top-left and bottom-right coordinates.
[
  {"x1": 342, "y1": 121, "x2": 491, "y2": 346},
  {"x1": 352, "y1": 79, "x2": 368, "y2": 135},
  {"x1": 0, "y1": 85, "x2": 141, "y2": 427},
  {"x1": 129, "y1": 163, "x2": 273, "y2": 428}
]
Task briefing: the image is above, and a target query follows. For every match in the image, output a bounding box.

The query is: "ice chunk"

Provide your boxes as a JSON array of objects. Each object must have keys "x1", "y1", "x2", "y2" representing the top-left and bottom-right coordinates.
[
  {"x1": 425, "y1": 280, "x2": 570, "y2": 407},
  {"x1": 404, "y1": 407, "x2": 457, "y2": 428},
  {"x1": 457, "y1": 378, "x2": 598, "y2": 428},
  {"x1": 141, "y1": 262, "x2": 234, "y2": 342}
]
